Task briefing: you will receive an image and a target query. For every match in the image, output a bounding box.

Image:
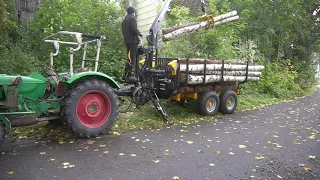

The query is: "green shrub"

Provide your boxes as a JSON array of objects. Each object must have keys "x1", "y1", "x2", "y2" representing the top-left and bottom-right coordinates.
[{"x1": 243, "y1": 59, "x2": 303, "y2": 98}]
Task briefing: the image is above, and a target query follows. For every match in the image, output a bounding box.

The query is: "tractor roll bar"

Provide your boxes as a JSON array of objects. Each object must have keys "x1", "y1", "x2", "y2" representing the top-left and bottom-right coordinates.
[{"x1": 43, "y1": 31, "x2": 104, "y2": 75}]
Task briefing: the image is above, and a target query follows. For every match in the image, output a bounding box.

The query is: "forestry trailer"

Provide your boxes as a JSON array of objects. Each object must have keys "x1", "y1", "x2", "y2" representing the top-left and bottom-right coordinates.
[{"x1": 0, "y1": 0, "x2": 263, "y2": 146}]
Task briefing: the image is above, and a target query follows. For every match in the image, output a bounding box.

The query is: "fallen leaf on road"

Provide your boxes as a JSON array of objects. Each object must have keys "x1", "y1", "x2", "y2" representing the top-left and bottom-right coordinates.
[
  {"x1": 308, "y1": 155, "x2": 316, "y2": 159},
  {"x1": 209, "y1": 163, "x2": 215, "y2": 166},
  {"x1": 308, "y1": 135, "x2": 316, "y2": 139},
  {"x1": 163, "y1": 153, "x2": 169, "y2": 156},
  {"x1": 228, "y1": 152, "x2": 234, "y2": 155},
  {"x1": 238, "y1": 145, "x2": 247, "y2": 149},
  {"x1": 63, "y1": 162, "x2": 70, "y2": 166},
  {"x1": 39, "y1": 152, "x2": 46, "y2": 155},
  {"x1": 87, "y1": 140, "x2": 95, "y2": 144},
  {"x1": 216, "y1": 151, "x2": 221, "y2": 154},
  {"x1": 119, "y1": 153, "x2": 124, "y2": 156},
  {"x1": 277, "y1": 175, "x2": 283, "y2": 179},
  {"x1": 7, "y1": 171, "x2": 14, "y2": 175},
  {"x1": 304, "y1": 167, "x2": 312, "y2": 172},
  {"x1": 49, "y1": 158, "x2": 55, "y2": 161},
  {"x1": 246, "y1": 151, "x2": 252, "y2": 154},
  {"x1": 94, "y1": 149, "x2": 99, "y2": 152},
  {"x1": 135, "y1": 139, "x2": 140, "y2": 142},
  {"x1": 298, "y1": 164, "x2": 305, "y2": 167},
  {"x1": 103, "y1": 151, "x2": 109, "y2": 154},
  {"x1": 99, "y1": 144, "x2": 106, "y2": 148},
  {"x1": 255, "y1": 156, "x2": 265, "y2": 160},
  {"x1": 112, "y1": 132, "x2": 120, "y2": 135},
  {"x1": 131, "y1": 154, "x2": 136, "y2": 157},
  {"x1": 1, "y1": 152, "x2": 5, "y2": 155},
  {"x1": 62, "y1": 162, "x2": 75, "y2": 168},
  {"x1": 172, "y1": 176, "x2": 180, "y2": 180},
  {"x1": 153, "y1": 160, "x2": 160, "y2": 163},
  {"x1": 293, "y1": 140, "x2": 301, "y2": 145},
  {"x1": 186, "y1": 141, "x2": 193, "y2": 144}
]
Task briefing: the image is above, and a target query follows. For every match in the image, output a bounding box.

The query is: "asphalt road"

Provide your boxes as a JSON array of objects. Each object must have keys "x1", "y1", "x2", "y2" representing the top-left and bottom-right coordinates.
[{"x1": 1, "y1": 87, "x2": 320, "y2": 180}]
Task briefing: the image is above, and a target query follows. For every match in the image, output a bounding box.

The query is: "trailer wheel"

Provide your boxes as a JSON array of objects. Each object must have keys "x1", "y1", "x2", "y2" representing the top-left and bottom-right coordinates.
[
  {"x1": 219, "y1": 90, "x2": 237, "y2": 114},
  {"x1": 61, "y1": 79, "x2": 119, "y2": 138},
  {"x1": 0, "y1": 121, "x2": 5, "y2": 146},
  {"x1": 198, "y1": 91, "x2": 220, "y2": 116}
]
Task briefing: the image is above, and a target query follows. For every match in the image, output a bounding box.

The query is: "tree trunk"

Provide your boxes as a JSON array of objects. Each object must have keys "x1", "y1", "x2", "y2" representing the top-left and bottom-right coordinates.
[
  {"x1": 162, "y1": 11, "x2": 239, "y2": 42},
  {"x1": 181, "y1": 71, "x2": 262, "y2": 77},
  {"x1": 180, "y1": 58, "x2": 245, "y2": 65},
  {"x1": 181, "y1": 74, "x2": 260, "y2": 84},
  {"x1": 179, "y1": 64, "x2": 265, "y2": 72}
]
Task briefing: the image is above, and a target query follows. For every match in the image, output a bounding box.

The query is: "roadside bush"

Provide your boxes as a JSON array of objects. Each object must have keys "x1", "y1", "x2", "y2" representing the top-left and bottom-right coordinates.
[{"x1": 243, "y1": 59, "x2": 304, "y2": 98}]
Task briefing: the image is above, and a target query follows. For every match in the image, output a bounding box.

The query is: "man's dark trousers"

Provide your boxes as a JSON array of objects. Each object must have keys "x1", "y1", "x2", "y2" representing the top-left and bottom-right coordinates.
[{"x1": 123, "y1": 43, "x2": 138, "y2": 79}]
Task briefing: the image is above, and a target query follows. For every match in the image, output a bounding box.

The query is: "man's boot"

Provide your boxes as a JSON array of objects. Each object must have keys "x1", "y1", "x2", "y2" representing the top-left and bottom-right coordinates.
[{"x1": 123, "y1": 62, "x2": 137, "y2": 83}]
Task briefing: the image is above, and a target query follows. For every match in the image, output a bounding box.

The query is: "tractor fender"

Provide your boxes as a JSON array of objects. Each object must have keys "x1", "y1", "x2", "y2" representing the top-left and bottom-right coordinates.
[{"x1": 65, "y1": 71, "x2": 120, "y2": 89}]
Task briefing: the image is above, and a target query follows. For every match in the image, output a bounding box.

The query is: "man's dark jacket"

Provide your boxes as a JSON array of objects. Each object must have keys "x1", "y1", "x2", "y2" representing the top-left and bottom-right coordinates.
[{"x1": 122, "y1": 14, "x2": 142, "y2": 45}]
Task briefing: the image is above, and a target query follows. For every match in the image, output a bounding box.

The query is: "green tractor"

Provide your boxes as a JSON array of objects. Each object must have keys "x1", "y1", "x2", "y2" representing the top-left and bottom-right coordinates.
[{"x1": 0, "y1": 31, "x2": 120, "y2": 145}]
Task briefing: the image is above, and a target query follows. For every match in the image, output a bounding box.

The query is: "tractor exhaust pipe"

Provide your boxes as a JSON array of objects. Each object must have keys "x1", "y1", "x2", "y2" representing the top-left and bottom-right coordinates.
[{"x1": 10, "y1": 117, "x2": 60, "y2": 127}]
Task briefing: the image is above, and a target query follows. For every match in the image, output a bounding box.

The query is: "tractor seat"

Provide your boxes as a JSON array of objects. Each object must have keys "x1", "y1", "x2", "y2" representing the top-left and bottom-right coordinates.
[{"x1": 74, "y1": 67, "x2": 90, "y2": 74}]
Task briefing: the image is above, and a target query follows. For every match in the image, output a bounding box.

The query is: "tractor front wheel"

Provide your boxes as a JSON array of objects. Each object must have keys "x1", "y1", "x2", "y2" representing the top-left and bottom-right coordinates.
[
  {"x1": 61, "y1": 79, "x2": 119, "y2": 138},
  {"x1": 0, "y1": 121, "x2": 5, "y2": 146}
]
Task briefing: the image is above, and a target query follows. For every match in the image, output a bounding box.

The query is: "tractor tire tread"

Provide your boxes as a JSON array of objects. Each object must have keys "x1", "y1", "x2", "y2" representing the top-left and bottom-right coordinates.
[
  {"x1": 61, "y1": 79, "x2": 119, "y2": 139},
  {"x1": 0, "y1": 121, "x2": 5, "y2": 146}
]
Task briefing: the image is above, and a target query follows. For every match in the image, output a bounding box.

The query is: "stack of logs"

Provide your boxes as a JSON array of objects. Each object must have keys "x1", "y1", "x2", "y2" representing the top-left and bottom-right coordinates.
[
  {"x1": 179, "y1": 59, "x2": 265, "y2": 85},
  {"x1": 162, "y1": 11, "x2": 239, "y2": 42}
]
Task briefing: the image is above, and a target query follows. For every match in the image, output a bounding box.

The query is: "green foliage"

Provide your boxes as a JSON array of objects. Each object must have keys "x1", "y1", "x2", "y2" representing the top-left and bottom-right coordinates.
[
  {"x1": 0, "y1": 0, "x2": 40, "y2": 75},
  {"x1": 252, "y1": 59, "x2": 303, "y2": 98},
  {"x1": 29, "y1": 0, "x2": 126, "y2": 77}
]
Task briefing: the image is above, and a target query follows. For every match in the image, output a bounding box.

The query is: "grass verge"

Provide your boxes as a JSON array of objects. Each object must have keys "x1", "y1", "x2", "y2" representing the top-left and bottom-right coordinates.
[{"x1": 7, "y1": 85, "x2": 318, "y2": 141}]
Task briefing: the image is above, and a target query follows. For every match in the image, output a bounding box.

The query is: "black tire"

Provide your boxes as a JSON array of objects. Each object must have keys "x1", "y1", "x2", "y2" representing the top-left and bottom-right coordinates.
[
  {"x1": 61, "y1": 79, "x2": 119, "y2": 138},
  {"x1": 219, "y1": 90, "x2": 238, "y2": 114},
  {"x1": 0, "y1": 121, "x2": 5, "y2": 146},
  {"x1": 48, "y1": 118, "x2": 65, "y2": 125},
  {"x1": 198, "y1": 91, "x2": 220, "y2": 116}
]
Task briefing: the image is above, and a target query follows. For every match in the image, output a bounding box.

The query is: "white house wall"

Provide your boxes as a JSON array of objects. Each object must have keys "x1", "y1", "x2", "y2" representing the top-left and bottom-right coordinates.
[{"x1": 130, "y1": 0, "x2": 163, "y2": 36}]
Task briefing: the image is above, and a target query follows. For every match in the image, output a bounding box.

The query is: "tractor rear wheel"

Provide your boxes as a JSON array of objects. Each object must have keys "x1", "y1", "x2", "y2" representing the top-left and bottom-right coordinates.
[
  {"x1": 61, "y1": 79, "x2": 119, "y2": 138},
  {"x1": 198, "y1": 91, "x2": 220, "y2": 116},
  {"x1": 0, "y1": 121, "x2": 5, "y2": 146}
]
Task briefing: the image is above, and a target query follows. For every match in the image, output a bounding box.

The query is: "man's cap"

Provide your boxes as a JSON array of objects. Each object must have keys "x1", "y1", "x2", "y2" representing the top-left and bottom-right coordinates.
[{"x1": 127, "y1": 6, "x2": 135, "y2": 14}]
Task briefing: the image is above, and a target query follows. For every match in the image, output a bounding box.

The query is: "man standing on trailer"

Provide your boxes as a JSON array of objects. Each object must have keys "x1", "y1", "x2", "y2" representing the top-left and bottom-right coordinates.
[{"x1": 121, "y1": 6, "x2": 143, "y2": 82}]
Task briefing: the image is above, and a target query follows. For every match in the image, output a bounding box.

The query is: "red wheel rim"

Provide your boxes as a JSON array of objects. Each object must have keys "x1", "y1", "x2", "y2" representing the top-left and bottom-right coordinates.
[{"x1": 76, "y1": 90, "x2": 111, "y2": 128}]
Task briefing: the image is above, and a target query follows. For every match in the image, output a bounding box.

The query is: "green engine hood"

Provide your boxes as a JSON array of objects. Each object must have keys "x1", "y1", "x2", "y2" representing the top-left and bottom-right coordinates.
[{"x1": 0, "y1": 73, "x2": 47, "y2": 100}]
